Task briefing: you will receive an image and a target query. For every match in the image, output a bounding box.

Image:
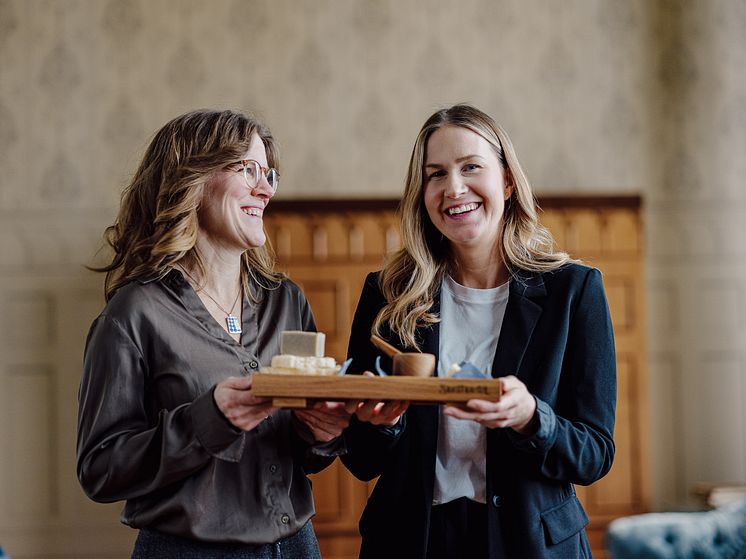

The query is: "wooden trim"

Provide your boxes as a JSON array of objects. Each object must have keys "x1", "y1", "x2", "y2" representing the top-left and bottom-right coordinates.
[
  {"x1": 269, "y1": 199, "x2": 400, "y2": 213},
  {"x1": 538, "y1": 195, "x2": 642, "y2": 209},
  {"x1": 269, "y1": 195, "x2": 641, "y2": 213}
]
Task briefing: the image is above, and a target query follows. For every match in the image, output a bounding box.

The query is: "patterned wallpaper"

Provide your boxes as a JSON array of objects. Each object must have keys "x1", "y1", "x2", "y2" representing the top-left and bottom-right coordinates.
[
  {"x1": 0, "y1": 0, "x2": 744, "y2": 517},
  {"x1": 0, "y1": 0, "x2": 651, "y2": 212},
  {"x1": 0, "y1": 0, "x2": 654, "y2": 276}
]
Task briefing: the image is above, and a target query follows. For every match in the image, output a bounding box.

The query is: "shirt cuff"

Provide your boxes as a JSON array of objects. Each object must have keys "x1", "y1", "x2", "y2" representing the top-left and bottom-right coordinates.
[
  {"x1": 506, "y1": 397, "x2": 557, "y2": 453},
  {"x1": 309, "y1": 436, "x2": 348, "y2": 457},
  {"x1": 290, "y1": 412, "x2": 348, "y2": 456},
  {"x1": 347, "y1": 412, "x2": 406, "y2": 439},
  {"x1": 190, "y1": 387, "x2": 245, "y2": 462},
  {"x1": 377, "y1": 413, "x2": 406, "y2": 438}
]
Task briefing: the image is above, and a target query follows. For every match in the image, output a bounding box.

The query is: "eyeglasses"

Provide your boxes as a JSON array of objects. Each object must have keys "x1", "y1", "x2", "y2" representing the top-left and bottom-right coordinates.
[{"x1": 231, "y1": 159, "x2": 280, "y2": 192}]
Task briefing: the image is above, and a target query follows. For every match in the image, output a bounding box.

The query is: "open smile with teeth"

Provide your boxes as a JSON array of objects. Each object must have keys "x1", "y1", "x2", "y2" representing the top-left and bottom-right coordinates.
[
  {"x1": 241, "y1": 207, "x2": 262, "y2": 217},
  {"x1": 446, "y1": 202, "x2": 481, "y2": 216}
]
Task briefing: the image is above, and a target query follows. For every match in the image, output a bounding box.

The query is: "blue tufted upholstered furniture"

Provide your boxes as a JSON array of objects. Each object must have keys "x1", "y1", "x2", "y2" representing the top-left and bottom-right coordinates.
[{"x1": 606, "y1": 497, "x2": 746, "y2": 558}]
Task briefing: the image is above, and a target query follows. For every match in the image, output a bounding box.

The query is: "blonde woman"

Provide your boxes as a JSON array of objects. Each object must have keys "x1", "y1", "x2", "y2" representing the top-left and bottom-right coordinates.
[
  {"x1": 77, "y1": 109, "x2": 351, "y2": 558},
  {"x1": 343, "y1": 105, "x2": 616, "y2": 558}
]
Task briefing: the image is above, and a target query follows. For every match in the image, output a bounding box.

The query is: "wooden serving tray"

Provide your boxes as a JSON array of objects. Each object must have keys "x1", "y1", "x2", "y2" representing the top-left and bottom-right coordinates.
[{"x1": 252, "y1": 371, "x2": 503, "y2": 408}]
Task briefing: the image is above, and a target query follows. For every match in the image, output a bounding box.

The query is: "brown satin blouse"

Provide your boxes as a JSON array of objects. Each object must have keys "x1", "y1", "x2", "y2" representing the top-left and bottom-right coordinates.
[{"x1": 76, "y1": 269, "x2": 334, "y2": 544}]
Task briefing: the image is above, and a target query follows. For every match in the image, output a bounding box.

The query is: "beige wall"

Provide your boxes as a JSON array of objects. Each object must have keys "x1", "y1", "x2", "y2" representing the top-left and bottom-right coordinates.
[
  {"x1": 645, "y1": 0, "x2": 746, "y2": 510},
  {"x1": 0, "y1": 1, "x2": 744, "y2": 557}
]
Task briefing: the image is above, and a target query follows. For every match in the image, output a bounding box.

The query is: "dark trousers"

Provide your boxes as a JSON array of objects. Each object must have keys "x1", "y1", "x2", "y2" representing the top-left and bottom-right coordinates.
[
  {"x1": 132, "y1": 520, "x2": 320, "y2": 559},
  {"x1": 426, "y1": 497, "x2": 491, "y2": 559}
]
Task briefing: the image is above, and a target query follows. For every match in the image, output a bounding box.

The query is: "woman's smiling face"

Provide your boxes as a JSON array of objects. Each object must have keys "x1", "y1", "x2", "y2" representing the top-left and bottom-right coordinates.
[
  {"x1": 197, "y1": 133, "x2": 275, "y2": 255},
  {"x1": 422, "y1": 125, "x2": 512, "y2": 254}
]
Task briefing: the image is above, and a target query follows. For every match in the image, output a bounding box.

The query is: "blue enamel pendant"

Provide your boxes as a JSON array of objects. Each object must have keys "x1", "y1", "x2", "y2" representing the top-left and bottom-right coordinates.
[{"x1": 226, "y1": 314, "x2": 242, "y2": 334}]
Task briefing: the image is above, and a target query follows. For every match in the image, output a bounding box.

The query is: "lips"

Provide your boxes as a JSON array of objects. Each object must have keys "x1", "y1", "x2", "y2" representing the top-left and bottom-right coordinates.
[{"x1": 445, "y1": 202, "x2": 481, "y2": 216}]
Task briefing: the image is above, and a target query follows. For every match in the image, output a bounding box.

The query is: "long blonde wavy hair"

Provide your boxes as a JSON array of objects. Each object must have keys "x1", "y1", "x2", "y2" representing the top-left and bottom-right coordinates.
[
  {"x1": 374, "y1": 104, "x2": 571, "y2": 349},
  {"x1": 94, "y1": 109, "x2": 283, "y2": 301}
]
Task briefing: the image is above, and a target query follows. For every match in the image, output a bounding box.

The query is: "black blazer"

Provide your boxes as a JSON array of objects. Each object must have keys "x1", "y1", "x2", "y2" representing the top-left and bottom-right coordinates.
[{"x1": 342, "y1": 263, "x2": 616, "y2": 559}]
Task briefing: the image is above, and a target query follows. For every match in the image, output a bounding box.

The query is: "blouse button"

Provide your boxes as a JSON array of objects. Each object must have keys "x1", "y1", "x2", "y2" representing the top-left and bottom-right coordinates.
[
  {"x1": 492, "y1": 495, "x2": 502, "y2": 508},
  {"x1": 249, "y1": 360, "x2": 259, "y2": 369},
  {"x1": 270, "y1": 464, "x2": 278, "y2": 473},
  {"x1": 281, "y1": 514, "x2": 290, "y2": 524}
]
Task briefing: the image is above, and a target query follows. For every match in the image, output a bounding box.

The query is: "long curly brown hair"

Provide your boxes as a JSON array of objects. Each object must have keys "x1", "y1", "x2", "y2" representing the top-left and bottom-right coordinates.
[{"x1": 93, "y1": 109, "x2": 283, "y2": 301}]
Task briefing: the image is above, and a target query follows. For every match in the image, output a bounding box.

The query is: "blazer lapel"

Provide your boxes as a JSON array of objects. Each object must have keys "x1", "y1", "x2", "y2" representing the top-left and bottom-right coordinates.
[{"x1": 491, "y1": 272, "x2": 546, "y2": 379}]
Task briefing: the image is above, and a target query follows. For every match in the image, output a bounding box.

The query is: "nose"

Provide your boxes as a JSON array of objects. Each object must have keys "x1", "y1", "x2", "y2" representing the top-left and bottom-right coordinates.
[
  {"x1": 444, "y1": 174, "x2": 468, "y2": 199},
  {"x1": 251, "y1": 174, "x2": 275, "y2": 199}
]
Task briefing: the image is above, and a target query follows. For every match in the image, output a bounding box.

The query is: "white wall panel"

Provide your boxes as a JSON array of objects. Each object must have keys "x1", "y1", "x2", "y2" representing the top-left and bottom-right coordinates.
[
  {"x1": 648, "y1": 352, "x2": 684, "y2": 508},
  {"x1": 686, "y1": 354, "x2": 745, "y2": 485},
  {"x1": 6, "y1": 365, "x2": 55, "y2": 519},
  {"x1": 3, "y1": 292, "x2": 54, "y2": 350}
]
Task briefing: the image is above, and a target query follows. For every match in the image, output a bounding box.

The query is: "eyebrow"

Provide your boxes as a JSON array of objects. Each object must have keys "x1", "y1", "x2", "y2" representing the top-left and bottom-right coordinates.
[{"x1": 424, "y1": 154, "x2": 484, "y2": 168}]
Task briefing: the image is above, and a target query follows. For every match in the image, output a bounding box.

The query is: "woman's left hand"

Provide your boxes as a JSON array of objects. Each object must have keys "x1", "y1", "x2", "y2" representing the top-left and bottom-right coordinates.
[
  {"x1": 443, "y1": 375, "x2": 537, "y2": 434},
  {"x1": 294, "y1": 401, "x2": 354, "y2": 443}
]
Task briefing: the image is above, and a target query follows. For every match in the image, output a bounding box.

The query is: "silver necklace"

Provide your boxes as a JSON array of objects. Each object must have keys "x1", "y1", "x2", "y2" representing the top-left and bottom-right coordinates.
[{"x1": 180, "y1": 268, "x2": 243, "y2": 335}]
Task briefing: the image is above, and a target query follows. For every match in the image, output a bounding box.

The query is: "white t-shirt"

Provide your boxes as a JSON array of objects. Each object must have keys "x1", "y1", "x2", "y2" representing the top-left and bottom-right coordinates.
[{"x1": 432, "y1": 275, "x2": 510, "y2": 505}]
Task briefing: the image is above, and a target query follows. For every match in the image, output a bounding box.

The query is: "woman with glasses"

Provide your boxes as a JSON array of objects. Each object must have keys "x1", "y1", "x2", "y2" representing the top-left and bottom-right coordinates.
[
  {"x1": 342, "y1": 104, "x2": 616, "y2": 558},
  {"x1": 76, "y1": 109, "x2": 350, "y2": 558}
]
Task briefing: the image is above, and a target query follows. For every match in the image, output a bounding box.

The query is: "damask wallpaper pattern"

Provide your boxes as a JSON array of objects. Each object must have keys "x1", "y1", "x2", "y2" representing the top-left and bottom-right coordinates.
[
  {"x1": 0, "y1": 0, "x2": 654, "y2": 276},
  {"x1": 0, "y1": 0, "x2": 651, "y2": 210}
]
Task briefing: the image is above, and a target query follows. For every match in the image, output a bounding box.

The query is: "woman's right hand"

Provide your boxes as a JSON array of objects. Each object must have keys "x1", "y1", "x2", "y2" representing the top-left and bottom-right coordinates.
[
  {"x1": 354, "y1": 399, "x2": 409, "y2": 426},
  {"x1": 213, "y1": 376, "x2": 276, "y2": 432},
  {"x1": 352, "y1": 372, "x2": 409, "y2": 426}
]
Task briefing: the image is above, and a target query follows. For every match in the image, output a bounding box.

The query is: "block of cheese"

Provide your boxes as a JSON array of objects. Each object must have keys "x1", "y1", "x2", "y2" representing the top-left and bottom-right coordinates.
[
  {"x1": 280, "y1": 331, "x2": 325, "y2": 357},
  {"x1": 266, "y1": 354, "x2": 339, "y2": 376},
  {"x1": 262, "y1": 331, "x2": 339, "y2": 376},
  {"x1": 271, "y1": 355, "x2": 336, "y2": 369}
]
